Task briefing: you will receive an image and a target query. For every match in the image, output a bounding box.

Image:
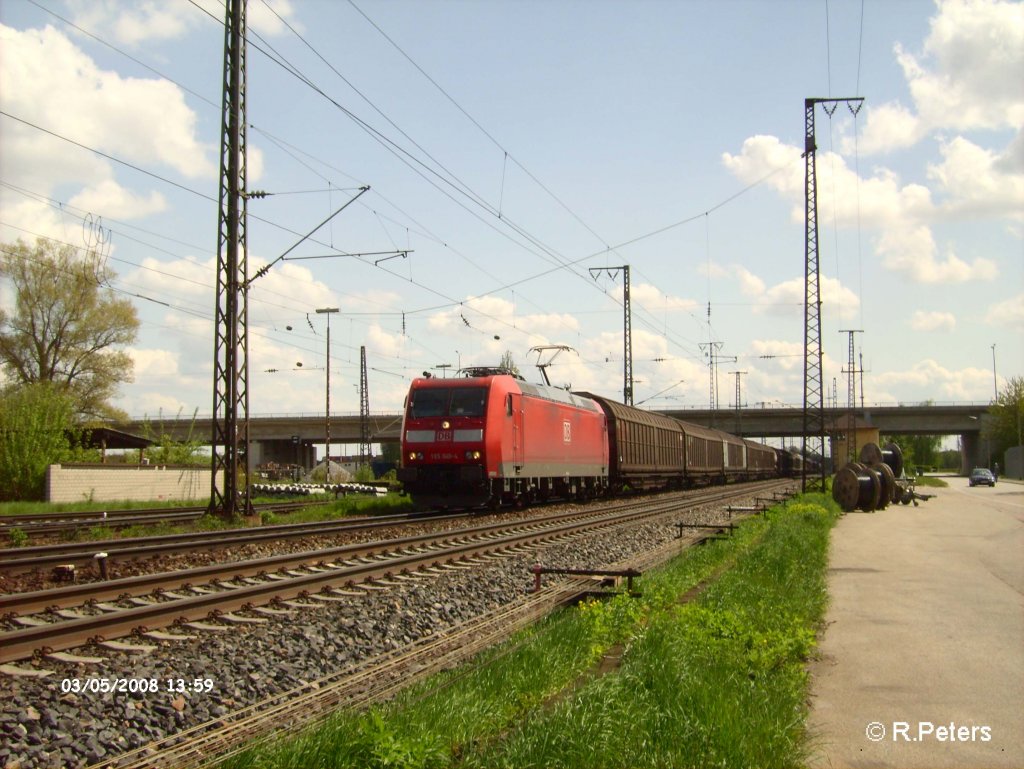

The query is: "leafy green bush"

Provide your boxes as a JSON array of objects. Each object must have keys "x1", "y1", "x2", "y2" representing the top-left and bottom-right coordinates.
[
  {"x1": 0, "y1": 382, "x2": 78, "y2": 500},
  {"x1": 8, "y1": 527, "x2": 27, "y2": 547}
]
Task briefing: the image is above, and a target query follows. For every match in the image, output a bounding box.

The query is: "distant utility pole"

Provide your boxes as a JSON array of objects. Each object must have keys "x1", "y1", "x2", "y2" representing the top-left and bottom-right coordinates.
[
  {"x1": 991, "y1": 343, "x2": 998, "y2": 400},
  {"x1": 840, "y1": 329, "x2": 863, "y2": 463},
  {"x1": 359, "y1": 345, "x2": 370, "y2": 467},
  {"x1": 700, "y1": 342, "x2": 735, "y2": 427},
  {"x1": 698, "y1": 341, "x2": 721, "y2": 424},
  {"x1": 730, "y1": 370, "x2": 747, "y2": 436},
  {"x1": 316, "y1": 307, "x2": 339, "y2": 478},
  {"x1": 802, "y1": 96, "x2": 863, "y2": 492},
  {"x1": 589, "y1": 266, "x2": 633, "y2": 405}
]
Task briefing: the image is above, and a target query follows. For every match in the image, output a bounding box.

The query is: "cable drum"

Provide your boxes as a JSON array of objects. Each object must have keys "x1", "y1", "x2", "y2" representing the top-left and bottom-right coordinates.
[
  {"x1": 859, "y1": 442, "x2": 904, "y2": 479},
  {"x1": 830, "y1": 441, "x2": 907, "y2": 512},
  {"x1": 833, "y1": 462, "x2": 881, "y2": 512},
  {"x1": 875, "y1": 461, "x2": 897, "y2": 507}
]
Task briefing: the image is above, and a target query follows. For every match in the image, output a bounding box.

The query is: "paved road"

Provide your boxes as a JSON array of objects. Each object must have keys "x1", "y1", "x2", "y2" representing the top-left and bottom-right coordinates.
[{"x1": 808, "y1": 477, "x2": 1024, "y2": 769}]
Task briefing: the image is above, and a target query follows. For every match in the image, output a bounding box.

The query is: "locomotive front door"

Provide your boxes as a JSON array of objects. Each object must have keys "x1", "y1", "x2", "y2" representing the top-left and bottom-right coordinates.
[{"x1": 511, "y1": 393, "x2": 523, "y2": 474}]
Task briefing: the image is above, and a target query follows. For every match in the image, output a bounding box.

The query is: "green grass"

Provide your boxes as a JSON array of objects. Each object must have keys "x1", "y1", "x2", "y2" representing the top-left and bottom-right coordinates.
[
  {"x1": 913, "y1": 475, "x2": 948, "y2": 488},
  {"x1": 255, "y1": 492, "x2": 412, "y2": 526},
  {"x1": 219, "y1": 494, "x2": 839, "y2": 769}
]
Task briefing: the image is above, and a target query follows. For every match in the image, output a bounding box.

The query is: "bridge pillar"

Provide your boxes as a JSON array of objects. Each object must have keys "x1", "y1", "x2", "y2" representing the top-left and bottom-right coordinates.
[
  {"x1": 251, "y1": 438, "x2": 314, "y2": 469},
  {"x1": 959, "y1": 432, "x2": 989, "y2": 475}
]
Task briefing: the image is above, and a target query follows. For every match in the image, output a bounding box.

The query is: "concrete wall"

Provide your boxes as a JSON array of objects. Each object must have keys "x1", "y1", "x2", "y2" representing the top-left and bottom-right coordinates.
[
  {"x1": 46, "y1": 464, "x2": 220, "y2": 504},
  {"x1": 1004, "y1": 446, "x2": 1023, "y2": 481}
]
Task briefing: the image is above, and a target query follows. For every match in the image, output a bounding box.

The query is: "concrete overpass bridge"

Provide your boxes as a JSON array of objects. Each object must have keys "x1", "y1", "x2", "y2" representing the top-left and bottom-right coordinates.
[{"x1": 125, "y1": 402, "x2": 993, "y2": 471}]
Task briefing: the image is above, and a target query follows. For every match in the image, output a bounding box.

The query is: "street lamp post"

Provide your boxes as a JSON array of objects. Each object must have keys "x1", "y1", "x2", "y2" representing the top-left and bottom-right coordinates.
[
  {"x1": 316, "y1": 307, "x2": 339, "y2": 479},
  {"x1": 991, "y1": 343, "x2": 998, "y2": 400}
]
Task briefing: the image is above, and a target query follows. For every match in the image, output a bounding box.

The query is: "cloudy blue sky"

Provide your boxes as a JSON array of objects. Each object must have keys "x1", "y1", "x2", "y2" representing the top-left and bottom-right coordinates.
[{"x1": 1, "y1": 0, "x2": 1021, "y2": 432}]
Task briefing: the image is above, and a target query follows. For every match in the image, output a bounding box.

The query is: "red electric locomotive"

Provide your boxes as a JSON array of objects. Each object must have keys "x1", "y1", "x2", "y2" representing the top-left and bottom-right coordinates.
[{"x1": 398, "y1": 372, "x2": 608, "y2": 508}]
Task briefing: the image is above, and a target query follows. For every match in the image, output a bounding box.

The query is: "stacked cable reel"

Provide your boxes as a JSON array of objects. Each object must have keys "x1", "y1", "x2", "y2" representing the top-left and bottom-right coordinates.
[{"x1": 832, "y1": 442, "x2": 912, "y2": 512}]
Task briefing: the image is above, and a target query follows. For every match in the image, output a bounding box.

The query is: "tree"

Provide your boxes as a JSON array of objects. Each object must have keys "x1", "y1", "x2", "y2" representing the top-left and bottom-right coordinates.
[
  {"x1": 0, "y1": 382, "x2": 79, "y2": 500},
  {"x1": 882, "y1": 433, "x2": 943, "y2": 471},
  {"x1": 499, "y1": 350, "x2": 521, "y2": 378},
  {"x1": 986, "y1": 376, "x2": 1024, "y2": 459},
  {"x1": 0, "y1": 238, "x2": 139, "y2": 421}
]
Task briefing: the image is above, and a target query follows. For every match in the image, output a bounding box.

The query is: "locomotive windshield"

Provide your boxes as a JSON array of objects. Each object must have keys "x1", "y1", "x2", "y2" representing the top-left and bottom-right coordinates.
[{"x1": 409, "y1": 387, "x2": 487, "y2": 419}]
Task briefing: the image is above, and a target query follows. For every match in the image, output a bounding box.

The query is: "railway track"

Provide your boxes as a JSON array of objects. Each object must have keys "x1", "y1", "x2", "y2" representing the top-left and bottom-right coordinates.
[
  {"x1": 96, "y1": 479, "x2": 797, "y2": 769},
  {"x1": 0, "y1": 482, "x2": 788, "y2": 576},
  {"x1": 0, "y1": 480, "x2": 791, "y2": 666},
  {"x1": 0, "y1": 499, "x2": 334, "y2": 539},
  {"x1": 0, "y1": 509, "x2": 472, "y2": 575}
]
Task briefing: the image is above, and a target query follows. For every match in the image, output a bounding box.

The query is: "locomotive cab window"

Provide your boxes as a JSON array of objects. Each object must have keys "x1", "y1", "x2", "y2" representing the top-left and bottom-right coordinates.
[
  {"x1": 409, "y1": 387, "x2": 488, "y2": 418},
  {"x1": 409, "y1": 388, "x2": 448, "y2": 418},
  {"x1": 450, "y1": 388, "x2": 487, "y2": 417}
]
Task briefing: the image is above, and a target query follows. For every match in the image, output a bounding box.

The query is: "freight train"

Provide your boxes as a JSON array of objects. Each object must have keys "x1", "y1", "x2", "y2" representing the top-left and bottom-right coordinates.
[{"x1": 396, "y1": 371, "x2": 790, "y2": 509}]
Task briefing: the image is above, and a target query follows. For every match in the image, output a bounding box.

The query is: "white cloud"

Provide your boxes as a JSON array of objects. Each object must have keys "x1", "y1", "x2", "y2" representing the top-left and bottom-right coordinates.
[
  {"x1": 985, "y1": 293, "x2": 1024, "y2": 328},
  {"x1": 0, "y1": 23, "x2": 214, "y2": 244},
  {"x1": 696, "y1": 262, "x2": 730, "y2": 279},
  {"x1": 427, "y1": 295, "x2": 580, "y2": 347},
  {"x1": 626, "y1": 282, "x2": 698, "y2": 312},
  {"x1": 69, "y1": 180, "x2": 167, "y2": 220},
  {"x1": 874, "y1": 359, "x2": 996, "y2": 401},
  {"x1": 855, "y1": 0, "x2": 1024, "y2": 157},
  {"x1": 856, "y1": 102, "x2": 923, "y2": 154},
  {"x1": 366, "y1": 324, "x2": 408, "y2": 360},
  {"x1": 1, "y1": 25, "x2": 214, "y2": 179},
  {"x1": 875, "y1": 225, "x2": 998, "y2": 283},
  {"x1": 928, "y1": 136, "x2": 1024, "y2": 220},
  {"x1": 722, "y1": 135, "x2": 936, "y2": 229},
  {"x1": 726, "y1": 134, "x2": 1008, "y2": 285},
  {"x1": 721, "y1": 135, "x2": 804, "y2": 207},
  {"x1": 248, "y1": 0, "x2": 304, "y2": 37},
  {"x1": 901, "y1": 0, "x2": 1024, "y2": 134},
  {"x1": 129, "y1": 347, "x2": 181, "y2": 379},
  {"x1": 751, "y1": 275, "x2": 860, "y2": 321},
  {"x1": 69, "y1": 1, "x2": 191, "y2": 46},
  {"x1": 749, "y1": 339, "x2": 804, "y2": 372},
  {"x1": 909, "y1": 310, "x2": 957, "y2": 332},
  {"x1": 66, "y1": 0, "x2": 301, "y2": 46},
  {"x1": 732, "y1": 266, "x2": 765, "y2": 297}
]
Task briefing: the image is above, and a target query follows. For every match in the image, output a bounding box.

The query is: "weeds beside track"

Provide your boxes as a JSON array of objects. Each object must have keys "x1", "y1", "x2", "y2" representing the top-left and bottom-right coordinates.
[{"x1": 219, "y1": 493, "x2": 838, "y2": 769}]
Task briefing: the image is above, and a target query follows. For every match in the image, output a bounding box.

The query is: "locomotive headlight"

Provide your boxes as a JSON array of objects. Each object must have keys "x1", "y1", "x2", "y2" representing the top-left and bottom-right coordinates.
[
  {"x1": 442, "y1": 420, "x2": 451, "y2": 429},
  {"x1": 465, "y1": 450, "x2": 481, "y2": 460}
]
